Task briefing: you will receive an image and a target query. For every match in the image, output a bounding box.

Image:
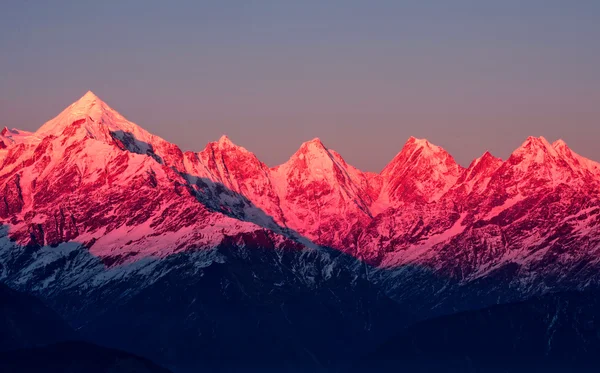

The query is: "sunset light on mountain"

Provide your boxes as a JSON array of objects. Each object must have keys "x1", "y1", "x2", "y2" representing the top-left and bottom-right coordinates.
[{"x1": 1, "y1": 2, "x2": 600, "y2": 373}]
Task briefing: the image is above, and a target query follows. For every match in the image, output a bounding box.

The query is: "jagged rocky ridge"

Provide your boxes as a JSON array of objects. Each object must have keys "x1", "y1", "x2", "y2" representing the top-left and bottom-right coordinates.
[
  {"x1": 1, "y1": 92, "x2": 598, "y2": 283},
  {"x1": 1, "y1": 92, "x2": 600, "y2": 370}
]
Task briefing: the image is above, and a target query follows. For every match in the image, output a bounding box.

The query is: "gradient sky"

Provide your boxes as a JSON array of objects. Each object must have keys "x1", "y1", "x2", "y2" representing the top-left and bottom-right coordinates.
[{"x1": 1, "y1": 0, "x2": 599, "y2": 170}]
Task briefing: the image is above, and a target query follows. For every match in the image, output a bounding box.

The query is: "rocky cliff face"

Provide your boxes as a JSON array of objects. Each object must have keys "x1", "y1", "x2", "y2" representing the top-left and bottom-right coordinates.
[
  {"x1": 3, "y1": 92, "x2": 598, "y2": 281},
  {"x1": 2, "y1": 92, "x2": 600, "y2": 371}
]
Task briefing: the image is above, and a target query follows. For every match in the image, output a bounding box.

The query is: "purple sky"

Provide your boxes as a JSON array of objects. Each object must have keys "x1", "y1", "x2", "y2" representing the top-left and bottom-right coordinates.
[{"x1": 1, "y1": 1, "x2": 599, "y2": 171}]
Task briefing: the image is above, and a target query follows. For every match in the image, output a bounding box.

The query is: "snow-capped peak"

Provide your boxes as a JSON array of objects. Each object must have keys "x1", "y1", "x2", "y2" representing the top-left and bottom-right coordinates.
[
  {"x1": 552, "y1": 139, "x2": 568, "y2": 150},
  {"x1": 0, "y1": 127, "x2": 35, "y2": 146},
  {"x1": 551, "y1": 138, "x2": 600, "y2": 177},
  {"x1": 35, "y1": 90, "x2": 130, "y2": 139},
  {"x1": 406, "y1": 136, "x2": 436, "y2": 152},
  {"x1": 27, "y1": 92, "x2": 187, "y2": 169},
  {"x1": 377, "y1": 137, "x2": 463, "y2": 205},
  {"x1": 34, "y1": 91, "x2": 159, "y2": 145},
  {"x1": 34, "y1": 91, "x2": 171, "y2": 151},
  {"x1": 455, "y1": 150, "x2": 503, "y2": 193},
  {"x1": 213, "y1": 135, "x2": 249, "y2": 153},
  {"x1": 297, "y1": 137, "x2": 327, "y2": 152},
  {"x1": 277, "y1": 138, "x2": 332, "y2": 171},
  {"x1": 511, "y1": 136, "x2": 559, "y2": 161},
  {"x1": 551, "y1": 139, "x2": 576, "y2": 161},
  {"x1": 502, "y1": 136, "x2": 600, "y2": 186},
  {"x1": 273, "y1": 137, "x2": 369, "y2": 194},
  {"x1": 381, "y1": 137, "x2": 461, "y2": 178},
  {"x1": 76, "y1": 91, "x2": 102, "y2": 104},
  {"x1": 466, "y1": 151, "x2": 502, "y2": 173},
  {"x1": 505, "y1": 136, "x2": 579, "y2": 178},
  {"x1": 272, "y1": 138, "x2": 334, "y2": 173},
  {"x1": 217, "y1": 134, "x2": 234, "y2": 146},
  {"x1": 202, "y1": 135, "x2": 250, "y2": 156},
  {"x1": 306, "y1": 137, "x2": 324, "y2": 144}
]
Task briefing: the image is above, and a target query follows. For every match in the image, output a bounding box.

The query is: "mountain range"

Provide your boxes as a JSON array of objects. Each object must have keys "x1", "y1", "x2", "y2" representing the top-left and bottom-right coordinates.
[{"x1": 1, "y1": 91, "x2": 600, "y2": 371}]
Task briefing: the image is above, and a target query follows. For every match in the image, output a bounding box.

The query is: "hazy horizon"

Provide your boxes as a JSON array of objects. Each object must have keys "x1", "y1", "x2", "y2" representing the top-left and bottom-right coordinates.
[{"x1": 1, "y1": 1, "x2": 599, "y2": 171}]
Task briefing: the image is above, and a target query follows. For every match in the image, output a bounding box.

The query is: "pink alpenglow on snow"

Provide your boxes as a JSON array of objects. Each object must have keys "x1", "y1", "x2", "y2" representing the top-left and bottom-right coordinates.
[{"x1": 1, "y1": 92, "x2": 600, "y2": 281}]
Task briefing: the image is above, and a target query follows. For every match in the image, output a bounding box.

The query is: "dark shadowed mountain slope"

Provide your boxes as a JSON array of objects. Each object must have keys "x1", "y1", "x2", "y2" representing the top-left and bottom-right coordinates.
[
  {"x1": 0, "y1": 341, "x2": 172, "y2": 373},
  {"x1": 0, "y1": 228, "x2": 408, "y2": 373},
  {"x1": 0, "y1": 282, "x2": 75, "y2": 350},
  {"x1": 0, "y1": 282, "x2": 172, "y2": 373},
  {"x1": 358, "y1": 290, "x2": 600, "y2": 373}
]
